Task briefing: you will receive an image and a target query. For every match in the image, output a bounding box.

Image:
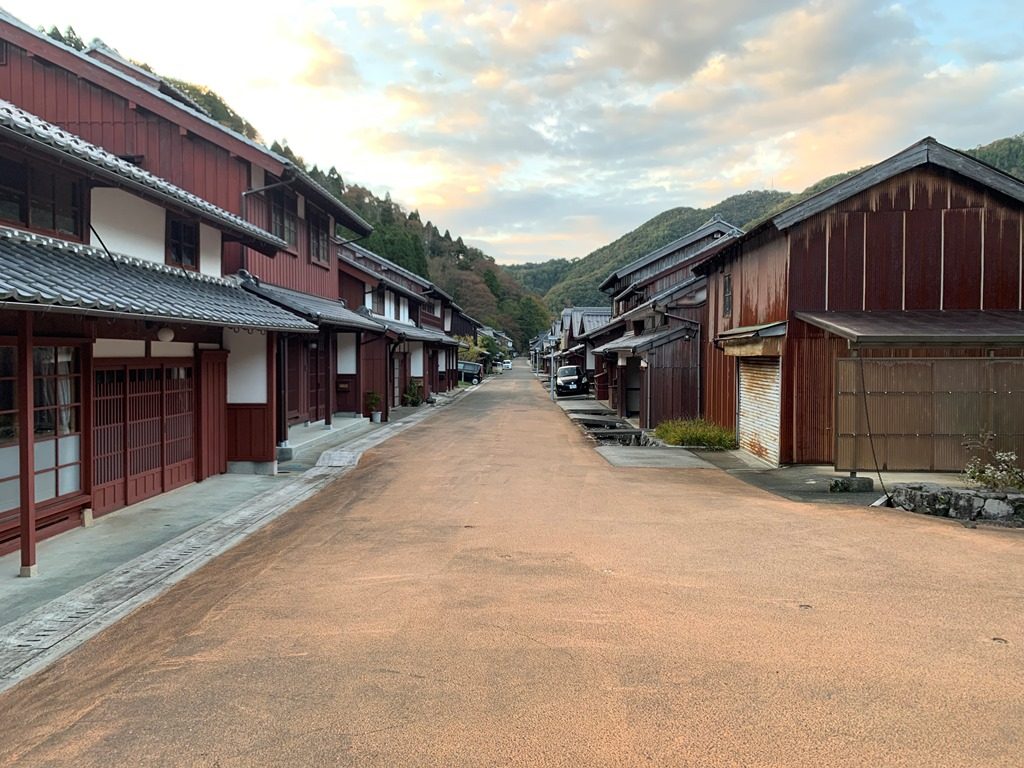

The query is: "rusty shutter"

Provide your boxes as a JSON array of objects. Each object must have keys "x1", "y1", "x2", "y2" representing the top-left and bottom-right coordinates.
[{"x1": 738, "y1": 357, "x2": 782, "y2": 466}]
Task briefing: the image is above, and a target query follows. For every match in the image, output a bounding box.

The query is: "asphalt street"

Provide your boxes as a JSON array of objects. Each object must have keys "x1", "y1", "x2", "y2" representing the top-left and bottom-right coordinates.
[{"x1": 1, "y1": 363, "x2": 1022, "y2": 767}]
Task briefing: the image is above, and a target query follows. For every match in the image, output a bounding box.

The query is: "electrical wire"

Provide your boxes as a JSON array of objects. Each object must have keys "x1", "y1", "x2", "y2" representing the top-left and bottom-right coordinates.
[{"x1": 858, "y1": 353, "x2": 892, "y2": 504}]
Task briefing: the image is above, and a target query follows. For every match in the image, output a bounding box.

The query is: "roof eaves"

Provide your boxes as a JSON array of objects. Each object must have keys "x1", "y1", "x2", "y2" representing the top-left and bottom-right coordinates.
[{"x1": 0, "y1": 100, "x2": 287, "y2": 253}]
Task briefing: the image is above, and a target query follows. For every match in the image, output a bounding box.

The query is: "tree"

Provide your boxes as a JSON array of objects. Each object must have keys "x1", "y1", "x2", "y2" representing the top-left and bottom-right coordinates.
[{"x1": 43, "y1": 25, "x2": 85, "y2": 51}]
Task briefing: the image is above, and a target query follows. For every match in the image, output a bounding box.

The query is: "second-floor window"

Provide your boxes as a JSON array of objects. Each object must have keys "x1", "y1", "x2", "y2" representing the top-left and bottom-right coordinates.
[
  {"x1": 167, "y1": 216, "x2": 199, "y2": 271},
  {"x1": 308, "y1": 206, "x2": 330, "y2": 264},
  {"x1": 268, "y1": 185, "x2": 298, "y2": 247},
  {"x1": 722, "y1": 273, "x2": 733, "y2": 318},
  {"x1": 0, "y1": 153, "x2": 83, "y2": 239}
]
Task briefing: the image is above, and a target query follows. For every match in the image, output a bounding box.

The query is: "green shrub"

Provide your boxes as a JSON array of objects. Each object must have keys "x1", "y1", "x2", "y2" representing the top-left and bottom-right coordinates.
[
  {"x1": 402, "y1": 380, "x2": 424, "y2": 407},
  {"x1": 963, "y1": 432, "x2": 1024, "y2": 490},
  {"x1": 654, "y1": 418, "x2": 738, "y2": 450}
]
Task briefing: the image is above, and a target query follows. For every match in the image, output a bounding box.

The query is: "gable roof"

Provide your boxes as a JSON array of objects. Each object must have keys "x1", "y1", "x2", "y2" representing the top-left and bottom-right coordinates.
[
  {"x1": 598, "y1": 216, "x2": 743, "y2": 292},
  {"x1": 0, "y1": 226, "x2": 315, "y2": 332},
  {"x1": 696, "y1": 136, "x2": 1024, "y2": 276},
  {"x1": 773, "y1": 137, "x2": 1024, "y2": 229}
]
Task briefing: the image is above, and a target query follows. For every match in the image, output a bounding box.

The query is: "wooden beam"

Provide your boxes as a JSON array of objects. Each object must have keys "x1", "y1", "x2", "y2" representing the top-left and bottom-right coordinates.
[{"x1": 18, "y1": 313, "x2": 36, "y2": 576}]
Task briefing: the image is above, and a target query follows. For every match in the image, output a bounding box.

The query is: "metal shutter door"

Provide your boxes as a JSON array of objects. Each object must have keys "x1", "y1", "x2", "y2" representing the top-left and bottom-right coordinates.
[{"x1": 738, "y1": 357, "x2": 782, "y2": 466}]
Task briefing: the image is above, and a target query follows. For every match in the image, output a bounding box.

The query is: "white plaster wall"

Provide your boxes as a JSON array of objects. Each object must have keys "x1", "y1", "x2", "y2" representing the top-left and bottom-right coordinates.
[
  {"x1": 409, "y1": 342, "x2": 424, "y2": 377},
  {"x1": 444, "y1": 309, "x2": 452, "y2": 332},
  {"x1": 439, "y1": 349, "x2": 447, "y2": 372},
  {"x1": 337, "y1": 333, "x2": 358, "y2": 375},
  {"x1": 94, "y1": 339, "x2": 146, "y2": 358},
  {"x1": 385, "y1": 292, "x2": 395, "y2": 320},
  {"x1": 297, "y1": 194, "x2": 306, "y2": 220},
  {"x1": 199, "y1": 223, "x2": 222, "y2": 277},
  {"x1": 587, "y1": 348, "x2": 596, "y2": 370},
  {"x1": 251, "y1": 165, "x2": 265, "y2": 189},
  {"x1": 364, "y1": 289, "x2": 373, "y2": 310},
  {"x1": 152, "y1": 341, "x2": 195, "y2": 358},
  {"x1": 223, "y1": 329, "x2": 267, "y2": 403},
  {"x1": 400, "y1": 298, "x2": 409, "y2": 323},
  {"x1": 90, "y1": 188, "x2": 165, "y2": 264}
]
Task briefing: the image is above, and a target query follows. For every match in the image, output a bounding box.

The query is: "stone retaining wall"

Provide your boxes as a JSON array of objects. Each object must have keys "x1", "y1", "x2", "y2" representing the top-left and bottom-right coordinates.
[{"x1": 891, "y1": 483, "x2": 1024, "y2": 525}]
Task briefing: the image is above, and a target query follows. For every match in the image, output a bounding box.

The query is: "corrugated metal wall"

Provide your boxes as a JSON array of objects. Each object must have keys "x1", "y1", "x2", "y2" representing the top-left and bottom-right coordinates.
[
  {"x1": 646, "y1": 338, "x2": 701, "y2": 428},
  {"x1": 738, "y1": 357, "x2": 782, "y2": 465},
  {"x1": 835, "y1": 358, "x2": 1024, "y2": 471}
]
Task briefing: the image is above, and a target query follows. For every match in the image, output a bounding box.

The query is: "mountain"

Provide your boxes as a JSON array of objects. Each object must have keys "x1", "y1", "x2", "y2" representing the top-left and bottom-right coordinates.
[
  {"x1": 540, "y1": 134, "x2": 1024, "y2": 310},
  {"x1": 504, "y1": 259, "x2": 575, "y2": 297},
  {"x1": 543, "y1": 190, "x2": 791, "y2": 309},
  {"x1": 39, "y1": 25, "x2": 553, "y2": 351}
]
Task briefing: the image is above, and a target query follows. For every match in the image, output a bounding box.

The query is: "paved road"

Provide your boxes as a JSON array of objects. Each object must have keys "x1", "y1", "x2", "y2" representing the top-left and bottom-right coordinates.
[{"x1": 2, "y1": 364, "x2": 1023, "y2": 767}]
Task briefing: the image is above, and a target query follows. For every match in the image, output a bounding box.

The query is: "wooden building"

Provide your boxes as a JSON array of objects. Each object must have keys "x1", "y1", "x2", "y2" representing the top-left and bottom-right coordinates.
[
  {"x1": 0, "y1": 101, "x2": 315, "y2": 572},
  {"x1": 697, "y1": 138, "x2": 1024, "y2": 470},
  {"x1": 342, "y1": 243, "x2": 462, "y2": 413},
  {"x1": 0, "y1": 11, "x2": 379, "y2": 455},
  {"x1": 586, "y1": 218, "x2": 740, "y2": 427}
]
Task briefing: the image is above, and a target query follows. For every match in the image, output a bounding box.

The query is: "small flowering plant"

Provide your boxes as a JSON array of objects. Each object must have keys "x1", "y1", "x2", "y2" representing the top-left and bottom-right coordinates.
[{"x1": 962, "y1": 433, "x2": 1024, "y2": 490}]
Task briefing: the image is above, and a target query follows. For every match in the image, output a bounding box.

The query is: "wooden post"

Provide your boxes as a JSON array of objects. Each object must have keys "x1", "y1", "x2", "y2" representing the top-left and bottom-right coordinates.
[
  {"x1": 18, "y1": 312, "x2": 36, "y2": 577},
  {"x1": 324, "y1": 330, "x2": 333, "y2": 428}
]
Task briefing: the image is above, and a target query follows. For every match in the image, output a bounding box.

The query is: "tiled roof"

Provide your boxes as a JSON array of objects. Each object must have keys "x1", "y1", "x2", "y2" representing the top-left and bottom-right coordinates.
[
  {"x1": 0, "y1": 10, "x2": 370, "y2": 238},
  {"x1": 365, "y1": 315, "x2": 460, "y2": 345},
  {"x1": 0, "y1": 227, "x2": 315, "y2": 332},
  {"x1": 243, "y1": 281, "x2": 384, "y2": 332},
  {"x1": 347, "y1": 242, "x2": 432, "y2": 289},
  {"x1": 598, "y1": 216, "x2": 743, "y2": 292},
  {"x1": 0, "y1": 99, "x2": 287, "y2": 253}
]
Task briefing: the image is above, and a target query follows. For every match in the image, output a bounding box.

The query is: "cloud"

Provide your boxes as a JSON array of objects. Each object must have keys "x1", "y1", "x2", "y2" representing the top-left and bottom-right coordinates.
[
  {"x1": 5, "y1": 0, "x2": 1022, "y2": 264},
  {"x1": 299, "y1": 31, "x2": 363, "y2": 89}
]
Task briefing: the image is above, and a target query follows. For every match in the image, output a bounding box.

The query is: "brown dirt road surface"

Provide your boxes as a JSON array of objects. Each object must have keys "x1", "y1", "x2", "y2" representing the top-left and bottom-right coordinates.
[{"x1": 2, "y1": 364, "x2": 1023, "y2": 767}]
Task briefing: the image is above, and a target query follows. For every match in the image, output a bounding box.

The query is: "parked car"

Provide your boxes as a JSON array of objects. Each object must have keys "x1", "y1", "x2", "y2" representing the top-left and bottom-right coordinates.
[
  {"x1": 503, "y1": 360, "x2": 512, "y2": 369},
  {"x1": 555, "y1": 365, "x2": 588, "y2": 396},
  {"x1": 457, "y1": 360, "x2": 484, "y2": 384}
]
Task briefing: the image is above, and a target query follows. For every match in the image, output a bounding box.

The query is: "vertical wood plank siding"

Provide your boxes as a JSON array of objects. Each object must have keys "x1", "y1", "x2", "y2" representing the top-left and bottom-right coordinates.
[
  {"x1": 835, "y1": 358, "x2": 1024, "y2": 471},
  {"x1": 704, "y1": 166, "x2": 1024, "y2": 466},
  {"x1": 0, "y1": 39, "x2": 341, "y2": 297}
]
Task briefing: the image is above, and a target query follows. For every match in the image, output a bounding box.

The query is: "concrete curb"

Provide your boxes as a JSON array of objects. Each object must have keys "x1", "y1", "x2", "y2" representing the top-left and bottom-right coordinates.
[{"x1": 0, "y1": 400, "x2": 446, "y2": 693}]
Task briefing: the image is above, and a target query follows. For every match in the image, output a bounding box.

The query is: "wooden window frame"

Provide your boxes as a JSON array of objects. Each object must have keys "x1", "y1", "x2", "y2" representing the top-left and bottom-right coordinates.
[
  {"x1": 31, "y1": 345, "x2": 83, "y2": 506},
  {"x1": 166, "y1": 214, "x2": 200, "y2": 272},
  {"x1": 268, "y1": 185, "x2": 298, "y2": 247},
  {"x1": 307, "y1": 205, "x2": 330, "y2": 266},
  {"x1": 0, "y1": 149, "x2": 84, "y2": 240},
  {"x1": 722, "y1": 273, "x2": 733, "y2": 318}
]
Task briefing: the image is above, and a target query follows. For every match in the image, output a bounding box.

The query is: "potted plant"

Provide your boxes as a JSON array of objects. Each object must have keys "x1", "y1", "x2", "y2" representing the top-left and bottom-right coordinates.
[{"x1": 365, "y1": 391, "x2": 382, "y2": 423}]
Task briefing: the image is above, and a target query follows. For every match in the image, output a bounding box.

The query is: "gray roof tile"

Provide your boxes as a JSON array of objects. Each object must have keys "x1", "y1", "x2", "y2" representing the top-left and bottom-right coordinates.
[
  {"x1": 243, "y1": 281, "x2": 384, "y2": 332},
  {"x1": 0, "y1": 10, "x2": 371, "y2": 237},
  {"x1": 0, "y1": 99, "x2": 287, "y2": 253},
  {"x1": 0, "y1": 227, "x2": 316, "y2": 332}
]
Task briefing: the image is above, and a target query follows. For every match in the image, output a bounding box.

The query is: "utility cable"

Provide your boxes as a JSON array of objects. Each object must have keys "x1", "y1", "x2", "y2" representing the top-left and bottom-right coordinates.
[{"x1": 858, "y1": 353, "x2": 892, "y2": 504}]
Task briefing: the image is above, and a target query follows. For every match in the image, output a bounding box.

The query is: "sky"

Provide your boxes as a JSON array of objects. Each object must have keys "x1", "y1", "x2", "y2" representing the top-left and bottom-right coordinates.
[{"x1": 5, "y1": 1, "x2": 1024, "y2": 264}]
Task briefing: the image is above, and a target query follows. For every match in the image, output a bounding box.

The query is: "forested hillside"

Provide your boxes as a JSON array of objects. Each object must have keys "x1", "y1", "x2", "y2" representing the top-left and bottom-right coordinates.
[
  {"x1": 41, "y1": 25, "x2": 551, "y2": 350},
  {"x1": 34, "y1": 27, "x2": 1024, "y2": 332},
  {"x1": 541, "y1": 134, "x2": 1024, "y2": 309},
  {"x1": 543, "y1": 190, "x2": 791, "y2": 309}
]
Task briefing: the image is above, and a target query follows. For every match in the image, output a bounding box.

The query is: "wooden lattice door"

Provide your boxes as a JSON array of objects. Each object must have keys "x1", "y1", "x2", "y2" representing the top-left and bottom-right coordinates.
[
  {"x1": 93, "y1": 368, "x2": 126, "y2": 514},
  {"x1": 126, "y1": 366, "x2": 163, "y2": 505},
  {"x1": 92, "y1": 362, "x2": 196, "y2": 515}
]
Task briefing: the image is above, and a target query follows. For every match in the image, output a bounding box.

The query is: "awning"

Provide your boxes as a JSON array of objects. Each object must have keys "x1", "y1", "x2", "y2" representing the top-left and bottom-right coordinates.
[
  {"x1": 593, "y1": 322, "x2": 699, "y2": 356},
  {"x1": 715, "y1": 321, "x2": 787, "y2": 357},
  {"x1": 243, "y1": 281, "x2": 384, "y2": 332},
  {"x1": 559, "y1": 344, "x2": 584, "y2": 358},
  {"x1": 796, "y1": 310, "x2": 1024, "y2": 346},
  {"x1": 0, "y1": 226, "x2": 317, "y2": 332},
  {"x1": 393, "y1": 323, "x2": 461, "y2": 346}
]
